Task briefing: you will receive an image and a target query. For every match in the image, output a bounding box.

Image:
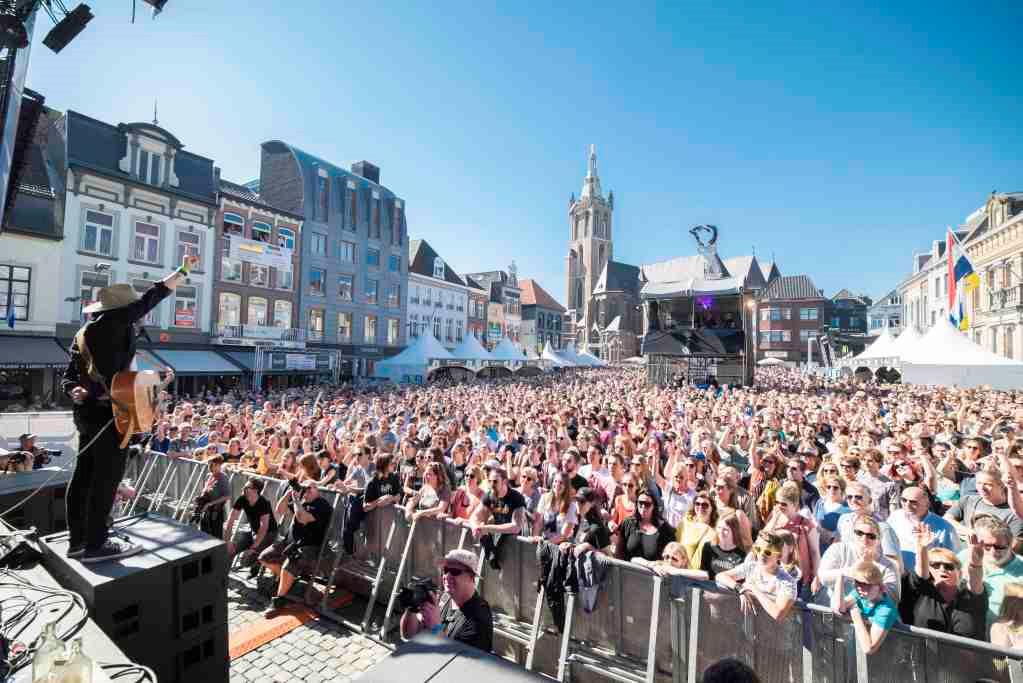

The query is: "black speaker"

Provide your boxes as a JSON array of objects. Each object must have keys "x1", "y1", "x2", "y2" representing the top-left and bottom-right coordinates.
[
  {"x1": 39, "y1": 513, "x2": 229, "y2": 683},
  {"x1": 0, "y1": 470, "x2": 70, "y2": 534},
  {"x1": 42, "y1": 3, "x2": 93, "y2": 53}
]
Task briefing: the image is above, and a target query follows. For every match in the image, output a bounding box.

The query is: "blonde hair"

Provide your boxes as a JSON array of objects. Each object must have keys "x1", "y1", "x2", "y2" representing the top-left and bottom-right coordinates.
[
  {"x1": 776, "y1": 480, "x2": 801, "y2": 507},
  {"x1": 998, "y1": 583, "x2": 1023, "y2": 629}
]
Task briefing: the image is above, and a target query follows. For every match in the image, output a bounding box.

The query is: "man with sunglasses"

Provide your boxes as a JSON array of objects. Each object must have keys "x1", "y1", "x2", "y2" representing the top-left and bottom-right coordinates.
[
  {"x1": 958, "y1": 516, "x2": 1023, "y2": 633},
  {"x1": 399, "y1": 549, "x2": 493, "y2": 652}
]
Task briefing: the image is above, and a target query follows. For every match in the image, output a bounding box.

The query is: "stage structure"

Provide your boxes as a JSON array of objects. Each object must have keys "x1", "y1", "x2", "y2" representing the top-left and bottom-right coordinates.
[{"x1": 640, "y1": 225, "x2": 754, "y2": 387}]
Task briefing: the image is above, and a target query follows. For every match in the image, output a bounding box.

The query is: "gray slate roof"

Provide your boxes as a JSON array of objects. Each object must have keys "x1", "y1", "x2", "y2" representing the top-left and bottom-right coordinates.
[
  {"x1": 409, "y1": 239, "x2": 466, "y2": 286},
  {"x1": 593, "y1": 260, "x2": 640, "y2": 296},
  {"x1": 762, "y1": 274, "x2": 824, "y2": 301},
  {"x1": 218, "y1": 178, "x2": 304, "y2": 220}
]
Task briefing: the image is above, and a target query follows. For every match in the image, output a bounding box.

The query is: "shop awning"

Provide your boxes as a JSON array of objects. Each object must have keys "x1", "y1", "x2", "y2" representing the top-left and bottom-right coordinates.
[
  {"x1": 0, "y1": 336, "x2": 69, "y2": 369},
  {"x1": 149, "y1": 349, "x2": 243, "y2": 376},
  {"x1": 220, "y1": 350, "x2": 289, "y2": 375},
  {"x1": 134, "y1": 350, "x2": 165, "y2": 372}
]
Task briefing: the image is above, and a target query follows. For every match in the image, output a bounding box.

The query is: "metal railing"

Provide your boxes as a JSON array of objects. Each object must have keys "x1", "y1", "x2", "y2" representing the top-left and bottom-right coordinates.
[
  {"x1": 990, "y1": 285, "x2": 1023, "y2": 312},
  {"x1": 116, "y1": 452, "x2": 1023, "y2": 683}
]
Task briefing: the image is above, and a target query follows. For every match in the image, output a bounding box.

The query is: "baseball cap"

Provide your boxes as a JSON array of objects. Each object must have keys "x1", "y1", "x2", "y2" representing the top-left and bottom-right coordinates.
[{"x1": 439, "y1": 549, "x2": 478, "y2": 575}]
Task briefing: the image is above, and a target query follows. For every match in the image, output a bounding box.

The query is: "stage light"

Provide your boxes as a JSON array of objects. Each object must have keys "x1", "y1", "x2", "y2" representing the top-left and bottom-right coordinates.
[{"x1": 42, "y1": 3, "x2": 92, "y2": 53}]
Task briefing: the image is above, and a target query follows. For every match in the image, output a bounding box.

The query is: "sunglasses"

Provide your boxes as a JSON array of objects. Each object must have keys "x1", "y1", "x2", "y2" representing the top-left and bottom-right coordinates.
[
  {"x1": 982, "y1": 541, "x2": 1010, "y2": 551},
  {"x1": 624, "y1": 483, "x2": 637, "y2": 489},
  {"x1": 847, "y1": 494, "x2": 865, "y2": 502},
  {"x1": 853, "y1": 580, "x2": 876, "y2": 590},
  {"x1": 636, "y1": 500, "x2": 653, "y2": 508},
  {"x1": 853, "y1": 529, "x2": 878, "y2": 541},
  {"x1": 754, "y1": 547, "x2": 777, "y2": 559},
  {"x1": 693, "y1": 501, "x2": 710, "y2": 509},
  {"x1": 442, "y1": 566, "x2": 466, "y2": 577},
  {"x1": 825, "y1": 485, "x2": 843, "y2": 492},
  {"x1": 930, "y1": 561, "x2": 958, "y2": 572}
]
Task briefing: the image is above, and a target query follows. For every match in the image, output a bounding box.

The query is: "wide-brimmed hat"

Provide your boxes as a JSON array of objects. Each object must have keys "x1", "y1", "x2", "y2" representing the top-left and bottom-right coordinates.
[{"x1": 83, "y1": 284, "x2": 139, "y2": 314}]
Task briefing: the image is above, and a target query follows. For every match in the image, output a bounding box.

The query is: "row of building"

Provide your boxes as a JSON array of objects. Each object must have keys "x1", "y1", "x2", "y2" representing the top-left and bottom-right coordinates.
[
  {"x1": 0, "y1": 90, "x2": 568, "y2": 406},
  {"x1": 872, "y1": 191, "x2": 1023, "y2": 357}
]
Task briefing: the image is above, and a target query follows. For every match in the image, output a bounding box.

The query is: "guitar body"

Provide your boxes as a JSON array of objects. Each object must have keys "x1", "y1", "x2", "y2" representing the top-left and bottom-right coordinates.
[{"x1": 110, "y1": 370, "x2": 163, "y2": 448}]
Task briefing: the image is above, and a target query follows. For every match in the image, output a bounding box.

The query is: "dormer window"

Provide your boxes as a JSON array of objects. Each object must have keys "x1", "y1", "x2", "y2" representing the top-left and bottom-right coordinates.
[{"x1": 433, "y1": 257, "x2": 445, "y2": 280}]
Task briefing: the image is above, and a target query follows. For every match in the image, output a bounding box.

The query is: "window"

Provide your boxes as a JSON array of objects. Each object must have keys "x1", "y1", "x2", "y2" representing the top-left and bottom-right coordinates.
[
  {"x1": 338, "y1": 274, "x2": 354, "y2": 301},
  {"x1": 0, "y1": 266, "x2": 30, "y2": 322},
  {"x1": 176, "y1": 231, "x2": 202, "y2": 270},
  {"x1": 131, "y1": 276, "x2": 158, "y2": 325},
  {"x1": 274, "y1": 300, "x2": 292, "y2": 328},
  {"x1": 218, "y1": 292, "x2": 241, "y2": 327},
  {"x1": 173, "y1": 285, "x2": 198, "y2": 328},
  {"x1": 340, "y1": 240, "x2": 356, "y2": 263},
  {"x1": 337, "y1": 312, "x2": 352, "y2": 341},
  {"x1": 799, "y1": 329, "x2": 815, "y2": 341},
  {"x1": 831, "y1": 316, "x2": 841, "y2": 328},
  {"x1": 345, "y1": 180, "x2": 357, "y2": 229},
  {"x1": 132, "y1": 222, "x2": 160, "y2": 263},
  {"x1": 309, "y1": 268, "x2": 326, "y2": 296},
  {"x1": 456, "y1": 296, "x2": 463, "y2": 312},
  {"x1": 367, "y1": 248, "x2": 381, "y2": 268},
  {"x1": 388, "y1": 254, "x2": 400, "y2": 272},
  {"x1": 799, "y1": 307, "x2": 818, "y2": 320},
  {"x1": 248, "y1": 297, "x2": 268, "y2": 326},
  {"x1": 222, "y1": 213, "x2": 244, "y2": 237},
  {"x1": 79, "y1": 271, "x2": 109, "y2": 319},
  {"x1": 387, "y1": 318, "x2": 399, "y2": 345},
  {"x1": 82, "y1": 210, "x2": 114, "y2": 255},
  {"x1": 317, "y1": 176, "x2": 329, "y2": 221},
  {"x1": 410, "y1": 314, "x2": 419, "y2": 337},
  {"x1": 250, "y1": 264, "x2": 269, "y2": 287},
  {"x1": 139, "y1": 150, "x2": 161, "y2": 185},
  {"x1": 252, "y1": 221, "x2": 272, "y2": 244},
  {"x1": 934, "y1": 278, "x2": 940, "y2": 297},
  {"x1": 1006, "y1": 326, "x2": 1015, "y2": 359},
  {"x1": 392, "y1": 200, "x2": 403, "y2": 244},
  {"x1": 277, "y1": 227, "x2": 295, "y2": 250},
  {"x1": 371, "y1": 190, "x2": 381, "y2": 239},
  {"x1": 276, "y1": 269, "x2": 293, "y2": 290},
  {"x1": 424, "y1": 288, "x2": 432, "y2": 306},
  {"x1": 433, "y1": 257, "x2": 445, "y2": 280},
  {"x1": 366, "y1": 279, "x2": 378, "y2": 305},
  {"x1": 411, "y1": 285, "x2": 420, "y2": 305},
  {"x1": 365, "y1": 315, "x2": 377, "y2": 344},
  {"x1": 308, "y1": 308, "x2": 324, "y2": 341},
  {"x1": 311, "y1": 233, "x2": 327, "y2": 256},
  {"x1": 387, "y1": 284, "x2": 400, "y2": 308},
  {"x1": 456, "y1": 320, "x2": 463, "y2": 342},
  {"x1": 433, "y1": 317, "x2": 442, "y2": 339}
]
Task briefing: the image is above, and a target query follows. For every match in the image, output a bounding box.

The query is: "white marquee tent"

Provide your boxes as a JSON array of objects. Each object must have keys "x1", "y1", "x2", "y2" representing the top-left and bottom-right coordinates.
[
  {"x1": 559, "y1": 346, "x2": 585, "y2": 367},
  {"x1": 542, "y1": 342, "x2": 572, "y2": 367},
  {"x1": 850, "y1": 327, "x2": 897, "y2": 365},
  {"x1": 577, "y1": 349, "x2": 607, "y2": 367},
  {"x1": 900, "y1": 321, "x2": 1023, "y2": 389},
  {"x1": 450, "y1": 333, "x2": 493, "y2": 363},
  {"x1": 489, "y1": 337, "x2": 525, "y2": 362},
  {"x1": 886, "y1": 326, "x2": 922, "y2": 362},
  {"x1": 374, "y1": 333, "x2": 452, "y2": 384}
]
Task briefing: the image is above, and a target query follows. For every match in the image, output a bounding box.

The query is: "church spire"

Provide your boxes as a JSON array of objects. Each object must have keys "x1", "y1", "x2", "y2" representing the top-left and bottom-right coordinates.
[{"x1": 580, "y1": 144, "x2": 602, "y2": 200}]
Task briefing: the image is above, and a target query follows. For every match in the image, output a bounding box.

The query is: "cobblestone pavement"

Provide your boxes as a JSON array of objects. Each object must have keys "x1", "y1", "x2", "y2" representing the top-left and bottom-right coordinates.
[{"x1": 227, "y1": 574, "x2": 392, "y2": 683}]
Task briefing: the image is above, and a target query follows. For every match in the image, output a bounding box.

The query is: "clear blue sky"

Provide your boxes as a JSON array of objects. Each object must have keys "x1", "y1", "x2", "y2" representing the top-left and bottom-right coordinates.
[{"x1": 24, "y1": 1, "x2": 1022, "y2": 303}]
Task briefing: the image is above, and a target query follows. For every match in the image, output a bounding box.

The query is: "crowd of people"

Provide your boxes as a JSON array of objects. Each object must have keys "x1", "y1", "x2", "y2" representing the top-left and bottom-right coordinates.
[{"x1": 141, "y1": 367, "x2": 1023, "y2": 657}]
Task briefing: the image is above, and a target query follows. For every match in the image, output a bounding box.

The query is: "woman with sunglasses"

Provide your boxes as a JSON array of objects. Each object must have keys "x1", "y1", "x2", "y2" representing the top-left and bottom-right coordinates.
[
  {"x1": 716, "y1": 532, "x2": 797, "y2": 622},
  {"x1": 813, "y1": 474, "x2": 851, "y2": 551},
  {"x1": 516, "y1": 466, "x2": 542, "y2": 526},
  {"x1": 676, "y1": 493, "x2": 719, "y2": 569},
  {"x1": 814, "y1": 514, "x2": 900, "y2": 604},
  {"x1": 609, "y1": 473, "x2": 639, "y2": 533},
  {"x1": 830, "y1": 560, "x2": 899, "y2": 655},
  {"x1": 898, "y1": 523, "x2": 987, "y2": 639},
  {"x1": 763, "y1": 481, "x2": 821, "y2": 592},
  {"x1": 614, "y1": 488, "x2": 675, "y2": 562},
  {"x1": 449, "y1": 464, "x2": 484, "y2": 524},
  {"x1": 532, "y1": 472, "x2": 579, "y2": 544},
  {"x1": 744, "y1": 447, "x2": 782, "y2": 524}
]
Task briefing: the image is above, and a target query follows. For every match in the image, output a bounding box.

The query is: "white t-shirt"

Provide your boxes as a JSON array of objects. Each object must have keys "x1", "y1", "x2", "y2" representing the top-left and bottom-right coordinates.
[{"x1": 731, "y1": 556, "x2": 798, "y2": 603}]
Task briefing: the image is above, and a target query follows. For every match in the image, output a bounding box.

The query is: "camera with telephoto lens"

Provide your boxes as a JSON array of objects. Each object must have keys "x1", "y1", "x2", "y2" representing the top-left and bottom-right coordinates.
[
  {"x1": 288, "y1": 478, "x2": 307, "y2": 494},
  {"x1": 398, "y1": 577, "x2": 437, "y2": 613}
]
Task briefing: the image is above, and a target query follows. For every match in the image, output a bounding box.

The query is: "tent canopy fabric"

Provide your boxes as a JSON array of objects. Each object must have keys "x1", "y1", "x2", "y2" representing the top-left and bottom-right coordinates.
[
  {"x1": 576, "y1": 350, "x2": 607, "y2": 367},
  {"x1": 757, "y1": 357, "x2": 786, "y2": 366},
  {"x1": 0, "y1": 336, "x2": 68, "y2": 369},
  {"x1": 854, "y1": 327, "x2": 897, "y2": 361},
  {"x1": 640, "y1": 276, "x2": 743, "y2": 299},
  {"x1": 542, "y1": 343, "x2": 572, "y2": 367},
  {"x1": 903, "y1": 321, "x2": 1023, "y2": 366},
  {"x1": 450, "y1": 334, "x2": 493, "y2": 362},
  {"x1": 489, "y1": 337, "x2": 525, "y2": 362},
  {"x1": 376, "y1": 333, "x2": 453, "y2": 369},
  {"x1": 886, "y1": 326, "x2": 922, "y2": 360}
]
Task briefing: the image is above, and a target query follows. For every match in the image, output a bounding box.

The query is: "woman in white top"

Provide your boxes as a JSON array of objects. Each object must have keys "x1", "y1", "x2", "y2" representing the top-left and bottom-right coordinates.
[
  {"x1": 813, "y1": 513, "x2": 901, "y2": 605},
  {"x1": 716, "y1": 531, "x2": 797, "y2": 622},
  {"x1": 531, "y1": 472, "x2": 578, "y2": 543}
]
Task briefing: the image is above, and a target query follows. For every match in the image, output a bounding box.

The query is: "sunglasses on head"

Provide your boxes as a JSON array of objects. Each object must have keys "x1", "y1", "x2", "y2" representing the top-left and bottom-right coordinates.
[{"x1": 853, "y1": 528, "x2": 878, "y2": 541}]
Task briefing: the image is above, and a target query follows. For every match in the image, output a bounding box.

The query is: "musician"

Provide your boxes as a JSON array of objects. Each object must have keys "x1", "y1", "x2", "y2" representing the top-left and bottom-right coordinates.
[{"x1": 61, "y1": 255, "x2": 198, "y2": 563}]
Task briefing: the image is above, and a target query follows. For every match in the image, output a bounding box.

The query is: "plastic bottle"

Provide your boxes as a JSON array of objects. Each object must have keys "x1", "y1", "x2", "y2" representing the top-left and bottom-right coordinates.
[
  {"x1": 31, "y1": 622, "x2": 64, "y2": 683},
  {"x1": 55, "y1": 638, "x2": 92, "y2": 683}
]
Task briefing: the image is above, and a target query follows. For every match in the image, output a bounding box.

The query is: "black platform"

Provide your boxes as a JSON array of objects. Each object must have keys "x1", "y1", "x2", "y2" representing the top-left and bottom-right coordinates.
[
  {"x1": 362, "y1": 634, "x2": 547, "y2": 682},
  {"x1": 39, "y1": 512, "x2": 229, "y2": 683}
]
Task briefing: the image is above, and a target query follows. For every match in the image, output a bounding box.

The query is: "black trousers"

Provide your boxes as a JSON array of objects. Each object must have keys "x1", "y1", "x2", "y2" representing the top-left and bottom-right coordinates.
[
  {"x1": 67, "y1": 411, "x2": 126, "y2": 551},
  {"x1": 342, "y1": 495, "x2": 364, "y2": 556}
]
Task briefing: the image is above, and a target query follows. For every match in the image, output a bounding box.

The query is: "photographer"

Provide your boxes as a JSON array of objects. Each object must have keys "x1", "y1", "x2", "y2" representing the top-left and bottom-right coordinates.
[
  {"x1": 399, "y1": 549, "x2": 493, "y2": 652},
  {"x1": 257, "y1": 478, "x2": 332, "y2": 612},
  {"x1": 2, "y1": 433, "x2": 58, "y2": 473},
  {"x1": 224, "y1": 478, "x2": 277, "y2": 577}
]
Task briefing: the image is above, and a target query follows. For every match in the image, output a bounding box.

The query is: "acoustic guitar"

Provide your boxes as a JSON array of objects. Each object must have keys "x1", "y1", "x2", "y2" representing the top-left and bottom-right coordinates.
[{"x1": 110, "y1": 370, "x2": 166, "y2": 448}]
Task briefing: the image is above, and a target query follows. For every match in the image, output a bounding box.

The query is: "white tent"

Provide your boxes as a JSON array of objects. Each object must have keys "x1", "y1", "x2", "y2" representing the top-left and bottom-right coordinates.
[
  {"x1": 886, "y1": 326, "x2": 922, "y2": 361},
  {"x1": 852, "y1": 326, "x2": 897, "y2": 362},
  {"x1": 559, "y1": 346, "x2": 585, "y2": 367},
  {"x1": 542, "y1": 342, "x2": 572, "y2": 367},
  {"x1": 757, "y1": 357, "x2": 786, "y2": 366},
  {"x1": 489, "y1": 337, "x2": 525, "y2": 362},
  {"x1": 622, "y1": 356, "x2": 647, "y2": 365},
  {"x1": 374, "y1": 333, "x2": 453, "y2": 384},
  {"x1": 900, "y1": 320, "x2": 1023, "y2": 389},
  {"x1": 577, "y1": 349, "x2": 607, "y2": 367},
  {"x1": 450, "y1": 333, "x2": 493, "y2": 363},
  {"x1": 525, "y1": 346, "x2": 541, "y2": 361}
]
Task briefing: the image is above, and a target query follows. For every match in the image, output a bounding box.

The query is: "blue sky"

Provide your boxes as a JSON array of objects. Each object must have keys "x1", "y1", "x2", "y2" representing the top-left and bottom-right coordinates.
[{"x1": 23, "y1": 1, "x2": 1022, "y2": 303}]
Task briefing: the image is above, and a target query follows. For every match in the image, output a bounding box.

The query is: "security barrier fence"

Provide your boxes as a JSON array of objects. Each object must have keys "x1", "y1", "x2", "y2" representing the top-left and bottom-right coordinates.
[{"x1": 120, "y1": 451, "x2": 1023, "y2": 683}]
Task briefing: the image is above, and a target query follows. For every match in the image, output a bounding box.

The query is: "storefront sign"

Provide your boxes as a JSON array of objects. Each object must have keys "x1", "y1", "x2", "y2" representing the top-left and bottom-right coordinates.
[
  {"x1": 764, "y1": 351, "x2": 788, "y2": 359},
  {"x1": 285, "y1": 353, "x2": 316, "y2": 370},
  {"x1": 174, "y1": 310, "x2": 196, "y2": 327},
  {"x1": 228, "y1": 236, "x2": 293, "y2": 271}
]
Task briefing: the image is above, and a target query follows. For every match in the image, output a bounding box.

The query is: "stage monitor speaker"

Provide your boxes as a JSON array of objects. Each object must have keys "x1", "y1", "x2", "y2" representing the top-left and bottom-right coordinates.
[{"x1": 39, "y1": 512, "x2": 228, "y2": 683}]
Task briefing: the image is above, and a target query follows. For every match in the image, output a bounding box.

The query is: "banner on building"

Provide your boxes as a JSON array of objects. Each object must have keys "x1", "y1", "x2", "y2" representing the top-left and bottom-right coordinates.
[{"x1": 228, "y1": 236, "x2": 293, "y2": 272}]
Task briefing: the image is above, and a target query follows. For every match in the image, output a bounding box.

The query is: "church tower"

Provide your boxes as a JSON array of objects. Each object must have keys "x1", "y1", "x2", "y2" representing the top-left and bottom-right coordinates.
[{"x1": 565, "y1": 144, "x2": 613, "y2": 349}]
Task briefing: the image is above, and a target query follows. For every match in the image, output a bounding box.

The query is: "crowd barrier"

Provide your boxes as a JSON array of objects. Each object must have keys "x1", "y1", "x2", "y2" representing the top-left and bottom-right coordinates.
[{"x1": 120, "y1": 452, "x2": 1023, "y2": 683}]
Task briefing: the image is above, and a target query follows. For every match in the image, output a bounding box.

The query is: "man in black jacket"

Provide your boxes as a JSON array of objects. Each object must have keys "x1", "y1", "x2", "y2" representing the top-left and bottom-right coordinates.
[{"x1": 61, "y1": 255, "x2": 197, "y2": 563}]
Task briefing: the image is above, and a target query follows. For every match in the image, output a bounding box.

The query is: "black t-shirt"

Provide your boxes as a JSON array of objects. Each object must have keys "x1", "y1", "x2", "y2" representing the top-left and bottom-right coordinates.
[
  {"x1": 291, "y1": 495, "x2": 333, "y2": 548},
  {"x1": 575, "y1": 508, "x2": 611, "y2": 550},
  {"x1": 699, "y1": 544, "x2": 746, "y2": 580},
  {"x1": 440, "y1": 592, "x2": 493, "y2": 652},
  {"x1": 618, "y1": 517, "x2": 674, "y2": 562},
  {"x1": 330, "y1": 462, "x2": 348, "y2": 482},
  {"x1": 366, "y1": 473, "x2": 402, "y2": 504},
  {"x1": 481, "y1": 487, "x2": 527, "y2": 526},
  {"x1": 232, "y1": 495, "x2": 278, "y2": 536},
  {"x1": 898, "y1": 572, "x2": 988, "y2": 640},
  {"x1": 449, "y1": 462, "x2": 467, "y2": 489},
  {"x1": 568, "y1": 473, "x2": 588, "y2": 493}
]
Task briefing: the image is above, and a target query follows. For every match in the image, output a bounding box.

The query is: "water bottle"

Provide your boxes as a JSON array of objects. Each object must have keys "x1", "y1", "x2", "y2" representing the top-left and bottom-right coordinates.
[
  {"x1": 55, "y1": 638, "x2": 92, "y2": 683},
  {"x1": 31, "y1": 621, "x2": 64, "y2": 682}
]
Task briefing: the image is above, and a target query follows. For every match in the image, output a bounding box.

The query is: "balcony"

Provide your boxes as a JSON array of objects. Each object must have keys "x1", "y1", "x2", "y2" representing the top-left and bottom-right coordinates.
[
  {"x1": 989, "y1": 285, "x2": 1023, "y2": 312},
  {"x1": 213, "y1": 324, "x2": 306, "y2": 349}
]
